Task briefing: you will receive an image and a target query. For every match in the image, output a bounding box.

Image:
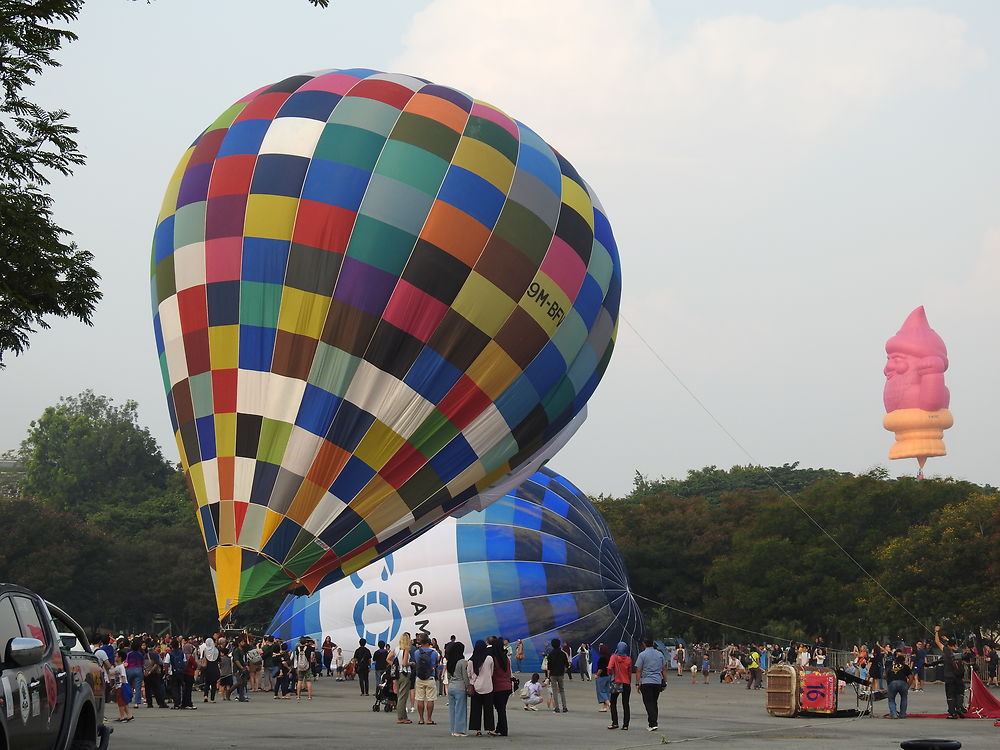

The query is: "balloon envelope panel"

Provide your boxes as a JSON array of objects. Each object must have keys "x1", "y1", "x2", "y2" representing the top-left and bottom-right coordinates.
[
  {"x1": 266, "y1": 466, "x2": 644, "y2": 672},
  {"x1": 150, "y1": 69, "x2": 622, "y2": 617}
]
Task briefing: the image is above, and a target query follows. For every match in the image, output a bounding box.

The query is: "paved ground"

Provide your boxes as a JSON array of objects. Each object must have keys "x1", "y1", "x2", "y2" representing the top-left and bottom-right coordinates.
[{"x1": 107, "y1": 675, "x2": 996, "y2": 749}]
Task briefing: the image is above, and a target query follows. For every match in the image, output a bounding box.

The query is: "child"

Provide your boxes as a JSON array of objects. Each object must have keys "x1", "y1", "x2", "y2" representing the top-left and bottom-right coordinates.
[
  {"x1": 701, "y1": 654, "x2": 711, "y2": 684},
  {"x1": 690, "y1": 661, "x2": 699, "y2": 684},
  {"x1": 111, "y1": 652, "x2": 135, "y2": 722},
  {"x1": 335, "y1": 647, "x2": 345, "y2": 681}
]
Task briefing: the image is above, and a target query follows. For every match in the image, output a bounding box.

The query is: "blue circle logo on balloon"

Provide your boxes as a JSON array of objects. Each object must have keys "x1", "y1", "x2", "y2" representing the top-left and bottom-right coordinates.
[{"x1": 353, "y1": 590, "x2": 402, "y2": 645}]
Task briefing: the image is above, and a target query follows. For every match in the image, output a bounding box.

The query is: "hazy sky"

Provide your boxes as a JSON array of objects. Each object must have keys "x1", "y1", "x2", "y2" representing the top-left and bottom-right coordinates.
[{"x1": 3, "y1": 0, "x2": 998, "y2": 497}]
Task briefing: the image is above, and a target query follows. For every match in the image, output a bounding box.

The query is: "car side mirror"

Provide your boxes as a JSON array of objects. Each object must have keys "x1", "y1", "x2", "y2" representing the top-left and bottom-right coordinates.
[{"x1": 7, "y1": 637, "x2": 46, "y2": 667}]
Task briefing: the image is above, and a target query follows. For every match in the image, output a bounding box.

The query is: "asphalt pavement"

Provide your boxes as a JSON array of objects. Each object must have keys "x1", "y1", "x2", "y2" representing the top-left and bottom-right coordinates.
[{"x1": 107, "y1": 673, "x2": 997, "y2": 749}]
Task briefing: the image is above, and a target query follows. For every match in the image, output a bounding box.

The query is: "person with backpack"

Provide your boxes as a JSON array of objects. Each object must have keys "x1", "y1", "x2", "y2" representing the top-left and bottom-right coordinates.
[
  {"x1": 294, "y1": 637, "x2": 316, "y2": 701},
  {"x1": 245, "y1": 639, "x2": 263, "y2": 692},
  {"x1": 167, "y1": 639, "x2": 187, "y2": 709},
  {"x1": 413, "y1": 634, "x2": 441, "y2": 724}
]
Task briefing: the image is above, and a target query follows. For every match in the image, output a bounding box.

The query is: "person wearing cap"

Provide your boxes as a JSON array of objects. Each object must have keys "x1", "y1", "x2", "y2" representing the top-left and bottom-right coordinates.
[{"x1": 934, "y1": 626, "x2": 966, "y2": 718}]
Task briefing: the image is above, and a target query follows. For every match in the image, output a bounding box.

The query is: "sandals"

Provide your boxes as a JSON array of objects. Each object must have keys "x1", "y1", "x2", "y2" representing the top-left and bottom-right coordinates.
[
  {"x1": 427, "y1": 720, "x2": 436, "y2": 725},
  {"x1": 397, "y1": 719, "x2": 413, "y2": 724},
  {"x1": 607, "y1": 725, "x2": 618, "y2": 730}
]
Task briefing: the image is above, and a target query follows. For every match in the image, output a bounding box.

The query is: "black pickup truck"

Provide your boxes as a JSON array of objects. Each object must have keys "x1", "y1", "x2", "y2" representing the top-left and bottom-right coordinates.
[{"x1": 0, "y1": 583, "x2": 111, "y2": 750}]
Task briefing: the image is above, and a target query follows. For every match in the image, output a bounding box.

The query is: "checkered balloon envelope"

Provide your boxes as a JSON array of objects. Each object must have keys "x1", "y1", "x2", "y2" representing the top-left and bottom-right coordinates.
[{"x1": 150, "y1": 69, "x2": 622, "y2": 618}]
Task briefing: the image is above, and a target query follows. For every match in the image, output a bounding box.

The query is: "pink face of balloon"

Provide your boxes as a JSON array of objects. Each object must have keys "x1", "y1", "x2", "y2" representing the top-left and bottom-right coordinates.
[{"x1": 883, "y1": 307, "x2": 950, "y2": 412}]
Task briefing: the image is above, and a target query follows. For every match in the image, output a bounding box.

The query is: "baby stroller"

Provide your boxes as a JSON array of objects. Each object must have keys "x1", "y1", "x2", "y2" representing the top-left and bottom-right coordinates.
[{"x1": 372, "y1": 672, "x2": 396, "y2": 713}]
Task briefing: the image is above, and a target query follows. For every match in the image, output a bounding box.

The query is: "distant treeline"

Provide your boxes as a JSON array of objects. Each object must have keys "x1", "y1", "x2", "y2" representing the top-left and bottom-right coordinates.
[
  {"x1": 2, "y1": 393, "x2": 997, "y2": 644},
  {"x1": 596, "y1": 464, "x2": 1000, "y2": 646}
]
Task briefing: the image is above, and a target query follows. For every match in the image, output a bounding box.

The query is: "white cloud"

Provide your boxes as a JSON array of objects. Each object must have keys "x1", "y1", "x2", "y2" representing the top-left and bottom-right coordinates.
[{"x1": 395, "y1": 1, "x2": 986, "y2": 167}]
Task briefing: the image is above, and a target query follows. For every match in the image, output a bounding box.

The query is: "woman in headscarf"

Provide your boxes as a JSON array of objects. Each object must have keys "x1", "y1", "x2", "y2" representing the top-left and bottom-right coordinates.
[
  {"x1": 594, "y1": 643, "x2": 612, "y2": 711},
  {"x1": 181, "y1": 641, "x2": 198, "y2": 709},
  {"x1": 607, "y1": 642, "x2": 632, "y2": 730},
  {"x1": 445, "y1": 641, "x2": 469, "y2": 737},
  {"x1": 200, "y1": 637, "x2": 221, "y2": 703},
  {"x1": 466, "y1": 640, "x2": 495, "y2": 736},
  {"x1": 488, "y1": 638, "x2": 512, "y2": 736}
]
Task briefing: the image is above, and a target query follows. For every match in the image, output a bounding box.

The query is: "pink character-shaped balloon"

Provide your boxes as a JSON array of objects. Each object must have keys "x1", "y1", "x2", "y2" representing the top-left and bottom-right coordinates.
[{"x1": 882, "y1": 307, "x2": 953, "y2": 477}]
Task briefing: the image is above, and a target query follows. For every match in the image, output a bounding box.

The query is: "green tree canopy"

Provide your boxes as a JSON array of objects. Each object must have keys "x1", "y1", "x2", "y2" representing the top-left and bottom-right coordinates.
[
  {"x1": 19, "y1": 390, "x2": 176, "y2": 515},
  {"x1": 0, "y1": 0, "x2": 101, "y2": 365}
]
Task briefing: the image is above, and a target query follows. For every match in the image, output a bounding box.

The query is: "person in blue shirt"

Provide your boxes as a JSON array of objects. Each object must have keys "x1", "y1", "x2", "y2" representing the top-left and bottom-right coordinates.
[{"x1": 633, "y1": 638, "x2": 666, "y2": 732}]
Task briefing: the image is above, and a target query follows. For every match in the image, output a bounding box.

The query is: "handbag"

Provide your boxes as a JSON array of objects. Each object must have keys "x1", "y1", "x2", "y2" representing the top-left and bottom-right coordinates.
[
  {"x1": 199, "y1": 656, "x2": 208, "y2": 668},
  {"x1": 465, "y1": 682, "x2": 475, "y2": 696},
  {"x1": 610, "y1": 681, "x2": 624, "y2": 694}
]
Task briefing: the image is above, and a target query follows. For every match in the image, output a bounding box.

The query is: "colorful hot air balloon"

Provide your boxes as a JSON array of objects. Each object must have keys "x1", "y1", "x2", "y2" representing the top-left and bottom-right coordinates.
[
  {"x1": 151, "y1": 69, "x2": 622, "y2": 618},
  {"x1": 883, "y1": 306, "x2": 953, "y2": 478},
  {"x1": 266, "y1": 466, "x2": 643, "y2": 671}
]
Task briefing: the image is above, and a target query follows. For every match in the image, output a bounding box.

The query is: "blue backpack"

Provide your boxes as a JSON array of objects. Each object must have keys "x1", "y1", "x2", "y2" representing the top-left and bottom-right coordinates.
[{"x1": 169, "y1": 650, "x2": 186, "y2": 673}]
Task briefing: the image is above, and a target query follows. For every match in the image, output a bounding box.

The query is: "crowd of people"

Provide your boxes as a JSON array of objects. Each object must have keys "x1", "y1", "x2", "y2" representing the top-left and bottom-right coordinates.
[
  {"x1": 88, "y1": 625, "x2": 995, "y2": 731},
  {"x1": 85, "y1": 629, "x2": 674, "y2": 735}
]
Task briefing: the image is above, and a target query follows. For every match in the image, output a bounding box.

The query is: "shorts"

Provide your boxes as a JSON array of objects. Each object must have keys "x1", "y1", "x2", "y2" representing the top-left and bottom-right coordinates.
[
  {"x1": 297, "y1": 669, "x2": 313, "y2": 683},
  {"x1": 414, "y1": 678, "x2": 436, "y2": 702}
]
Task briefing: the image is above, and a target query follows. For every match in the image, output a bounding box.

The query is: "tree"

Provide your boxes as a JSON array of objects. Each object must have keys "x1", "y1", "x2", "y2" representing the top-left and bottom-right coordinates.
[
  {"x1": 870, "y1": 492, "x2": 1000, "y2": 636},
  {"x1": 0, "y1": 496, "x2": 110, "y2": 629},
  {"x1": 0, "y1": 0, "x2": 101, "y2": 365},
  {"x1": 19, "y1": 390, "x2": 175, "y2": 515}
]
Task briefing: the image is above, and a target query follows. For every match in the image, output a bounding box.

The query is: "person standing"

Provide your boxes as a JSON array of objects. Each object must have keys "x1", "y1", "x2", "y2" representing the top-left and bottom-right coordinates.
[
  {"x1": 321, "y1": 636, "x2": 334, "y2": 677},
  {"x1": 124, "y1": 640, "x2": 145, "y2": 709},
  {"x1": 607, "y1": 642, "x2": 632, "y2": 730},
  {"x1": 200, "y1": 637, "x2": 221, "y2": 703},
  {"x1": 545, "y1": 637, "x2": 570, "y2": 712},
  {"x1": 885, "y1": 651, "x2": 912, "y2": 719},
  {"x1": 934, "y1": 626, "x2": 966, "y2": 718},
  {"x1": 294, "y1": 637, "x2": 315, "y2": 701},
  {"x1": 634, "y1": 638, "x2": 666, "y2": 732},
  {"x1": 490, "y1": 639, "x2": 513, "y2": 736},
  {"x1": 395, "y1": 633, "x2": 413, "y2": 724},
  {"x1": 413, "y1": 634, "x2": 440, "y2": 725},
  {"x1": 594, "y1": 644, "x2": 612, "y2": 711},
  {"x1": 373, "y1": 640, "x2": 389, "y2": 695},
  {"x1": 180, "y1": 642, "x2": 198, "y2": 709},
  {"x1": 166, "y1": 639, "x2": 186, "y2": 709},
  {"x1": 467, "y1": 640, "x2": 496, "y2": 736},
  {"x1": 353, "y1": 638, "x2": 373, "y2": 696},
  {"x1": 446, "y1": 642, "x2": 469, "y2": 736},
  {"x1": 746, "y1": 646, "x2": 762, "y2": 690},
  {"x1": 143, "y1": 642, "x2": 169, "y2": 708},
  {"x1": 515, "y1": 639, "x2": 525, "y2": 674},
  {"x1": 674, "y1": 644, "x2": 685, "y2": 677},
  {"x1": 578, "y1": 643, "x2": 592, "y2": 681},
  {"x1": 232, "y1": 638, "x2": 250, "y2": 702},
  {"x1": 911, "y1": 640, "x2": 927, "y2": 691}
]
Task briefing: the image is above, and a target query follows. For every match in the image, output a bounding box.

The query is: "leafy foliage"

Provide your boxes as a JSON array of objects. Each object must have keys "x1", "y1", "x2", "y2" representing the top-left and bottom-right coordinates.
[
  {"x1": 0, "y1": 0, "x2": 101, "y2": 364},
  {"x1": 599, "y1": 465, "x2": 999, "y2": 645},
  {"x1": 19, "y1": 391, "x2": 173, "y2": 514}
]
